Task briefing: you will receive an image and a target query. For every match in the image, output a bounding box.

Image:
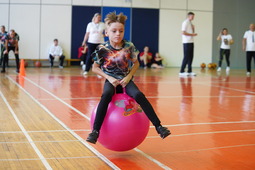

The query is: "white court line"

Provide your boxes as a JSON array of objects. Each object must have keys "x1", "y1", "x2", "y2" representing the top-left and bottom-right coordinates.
[
  {"x1": 36, "y1": 95, "x2": 254, "y2": 101},
  {"x1": 1, "y1": 128, "x2": 255, "y2": 144},
  {"x1": 198, "y1": 82, "x2": 255, "y2": 94},
  {"x1": 134, "y1": 148, "x2": 172, "y2": 170},
  {"x1": 0, "y1": 156, "x2": 101, "y2": 162},
  {"x1": 23, "y1": 76, "x2": 90, "y2": 120},
  {"x1": 16, "y1": 76, "x2": 171, "y2": 170},
  {"x1": 147, "y1": 129, "x2": 255, "y2": 138},
  {"x1": 7, "y1": 76, "x2": 120, "y2": 170},
  {"x1": 1, "y1": 120, "x2": 254, "y2": 134},
  {"x1": 162, "y1": 143, "x2": 255, "y2": 154},
  {"x1": 0, "y1": 91, "x2": 52, "y2": 170}
]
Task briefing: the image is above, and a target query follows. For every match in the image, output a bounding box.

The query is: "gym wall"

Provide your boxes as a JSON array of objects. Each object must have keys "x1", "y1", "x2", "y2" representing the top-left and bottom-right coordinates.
[
  {"x1": 212, "y1": 0, "x2": 255, "y2": 69},
  {"x1": 0, "y1": 0, "x2": 214, "y2": 67}
]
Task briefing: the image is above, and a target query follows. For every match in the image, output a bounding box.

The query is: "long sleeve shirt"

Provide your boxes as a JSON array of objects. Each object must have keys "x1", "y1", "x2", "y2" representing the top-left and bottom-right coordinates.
[{"x1": 49, "y1": 45, "x2": 63, "y2": 56}]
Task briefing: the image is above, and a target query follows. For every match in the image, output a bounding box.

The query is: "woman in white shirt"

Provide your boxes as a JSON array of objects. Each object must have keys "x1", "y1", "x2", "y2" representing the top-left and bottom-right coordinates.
[
  {"x1": 217, "y1": 28, "x2": 234, "y2": 72},
  {"x1": 82, "y1": 13, "x2": 105, "y2": 75}
]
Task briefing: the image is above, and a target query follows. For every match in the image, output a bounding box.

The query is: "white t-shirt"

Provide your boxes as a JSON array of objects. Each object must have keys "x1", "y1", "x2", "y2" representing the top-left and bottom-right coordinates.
[
  {"x1": 220, "y1": 34, "x2": 232, "y2": 49},
  {"x1": 182, "y1": 19, "x2": 194, "y2": 43},
  {"x1": 243, "y1": 30, "x2": 255, "y2": 51},
  {"x1": 86, "y1": 22, "x2": 105, "y2": 44}
]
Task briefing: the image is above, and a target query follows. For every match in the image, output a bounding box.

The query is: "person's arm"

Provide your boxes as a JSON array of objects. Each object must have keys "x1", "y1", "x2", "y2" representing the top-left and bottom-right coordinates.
[
  {"x1": 4, "y1": 39, "x2": 8, "y2": 54},
  {"x1": 15, "y1": 41, "x2": 18, "y2": 54},
  {"x1": 120, "y1": 59, "x2": 139, "y2": 87},
  {"x1": 242, "y1": 38, "x2": 247, "y2": 51},
  {"x1": 49, "y1": 45, "x2": 54, "y2": 56},
  {"x1": 217, "y1": 32, "x2": 222, "y2": 41},
  {"x1": 92, "y1": 62, "x2": 120, "y2": 87},
  {"x1": 82, "y1": 32, "x2": 90, "y2": 46},
  {"x1": 182, "y1": 31, "x2": 197, "y2": 36}
]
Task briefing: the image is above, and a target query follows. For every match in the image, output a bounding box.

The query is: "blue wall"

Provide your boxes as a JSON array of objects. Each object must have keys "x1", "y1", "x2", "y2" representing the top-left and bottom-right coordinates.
[
  {"x1": 71, "y1": 6, "x2": 159, "y2": 62},
  {"x1": 102, "y1": 7, "x2": 131, "y2": 41},
  {"x1": 132, "y1": 8, "x2": 159, "y2": 55}
]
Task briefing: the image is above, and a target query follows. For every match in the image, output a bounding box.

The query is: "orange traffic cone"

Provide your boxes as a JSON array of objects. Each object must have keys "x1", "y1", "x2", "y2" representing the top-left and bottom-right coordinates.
[{"x1": 19, "y1": 59, "x2": 26, "y2": 76}]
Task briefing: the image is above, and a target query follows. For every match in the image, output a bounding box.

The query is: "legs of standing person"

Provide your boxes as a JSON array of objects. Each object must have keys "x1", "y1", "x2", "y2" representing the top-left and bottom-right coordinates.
[
  {"x1": 180, "y1": 43, "x2": 189, "y2": 73},
  {"x1": 187, "y1": 43, "x2": 194, "y2": 73},
  {"x1": 225, "y1": 49, "x2": 230, "y2": 67},
  {"x1": 59, "y1": 55, "x2": 65, "y2": 67},
  {"x1": 218, "y1": 49, "x2": 224, "y2": 70},
  {"x1": 246, "y1": 52, "x2": 252, "y2": 73},
  {"x1": 86, "y1": 80, "x2": 115, "y2": 143},
  {"x1": 125, "y1": 80, "x2": 170, "y2": 138},
  {"x1": 84, "y1": 43, "x2": 99, "y2": 74},
  {"x1": 15, "y1": 53, "x2": 19, "y2": 73},
  {"x1": 1, "y1": 53, "x2": 8, "y2": 73},
  {"x1": 49, "y1": 54, "x2": 54, "y2": 67},
  {"x1": 0, "y1": 45, "x2": 3, "y2": 66}
]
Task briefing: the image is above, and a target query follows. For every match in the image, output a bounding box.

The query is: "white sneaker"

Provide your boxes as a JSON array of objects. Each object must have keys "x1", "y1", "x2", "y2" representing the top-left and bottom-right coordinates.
[
  {"x1": 179, "y1": 72, "x2": 188, "y2": 77},
  {"x1": 59, "y1": 66, "x2": 63, "y2": 69},
  {"x1": 188, "y1": 72, "x2": 196, "y2": 76},
  {"x1": 217, "y1": 67, "x2": 221, "y2": 72},
  {"x1": 247, "y1": 72, "x2": 251, "y2": 76},
  {"x1": 80, "y1": 61, "x2": 84, "y2": 66},
  {"x1": 226, "y1": 67, "x2": 230, "y2": 72},
  {"x1": 82, "y1": 64, "x2": 86, "y2": 71},
  {"x1": 83, "y1": 71, "x2": 88, "y2": 75}
]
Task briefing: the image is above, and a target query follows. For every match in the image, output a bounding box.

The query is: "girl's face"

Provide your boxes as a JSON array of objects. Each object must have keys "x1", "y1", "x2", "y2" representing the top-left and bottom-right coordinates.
[
  {"x1": 106, "y1": 22, "x2": 125, "y2": 45},
  {"x1": 222, "y1": 29, "x2": 228, "y2": 35}
]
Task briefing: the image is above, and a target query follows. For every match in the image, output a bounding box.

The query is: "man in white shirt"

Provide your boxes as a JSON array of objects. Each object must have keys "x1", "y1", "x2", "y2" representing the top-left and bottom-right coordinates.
[
  {"x1": 242, "y1": 23, "x2": 255, "y2": 76},
  {"x1": 49, "y1": 39, "x2": 65, "y2": 68},
  {"x1": 179, "y1": 12, "x2": 198, "y2": 77}
]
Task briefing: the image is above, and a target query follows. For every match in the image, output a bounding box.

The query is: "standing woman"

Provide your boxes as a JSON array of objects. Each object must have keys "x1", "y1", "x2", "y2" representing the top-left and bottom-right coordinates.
[
  {"x1": 217, "y1": 28, "x2": 234, "y2": 72},
  {"x1": 82, "y1": 13, "x2": 105, "y2": 75}
]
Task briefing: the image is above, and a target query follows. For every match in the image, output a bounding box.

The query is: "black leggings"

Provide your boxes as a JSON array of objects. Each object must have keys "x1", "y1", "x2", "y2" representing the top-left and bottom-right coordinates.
[
  {"x1": 219, "y1": 49, "x2": 230, "y2": 67},
  {"x1": 93, "y1": 80, "x2": 161, "y2": 131}
]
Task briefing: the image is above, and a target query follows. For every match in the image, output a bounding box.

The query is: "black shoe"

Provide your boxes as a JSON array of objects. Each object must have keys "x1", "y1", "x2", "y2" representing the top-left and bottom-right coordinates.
[
  {"x1": 86, "y1": 130, "x2": 99, "y2": 144},
  {"x1": 156, "y1": 126, "x2": 171, "y2": 139},
  {"x1": 16, "y1": 69, "x2": 19, "y2": 73},
  {"x1": 1, "y1": 70, "x2": 5, "y2": 73}
]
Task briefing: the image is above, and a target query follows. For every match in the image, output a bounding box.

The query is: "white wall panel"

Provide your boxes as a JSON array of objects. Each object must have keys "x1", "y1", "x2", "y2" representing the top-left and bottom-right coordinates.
[
  {"x1": 42, "y1": 0, "x2": 71, "y2": 5},
  {"x1": 0, "y1": 4, "x2": 9, "y2": 29},
  {"x1": 159, "y1": 10, "x2": 186, "y2": 67},
  {"x1": 191, "y1": 11, "x2": 213, "y2": 66},
  {"x1": 10, "y1": 0, "x2": 40, "y2": 4},
  {"x1": 72, "y1": 0, "x2": 102, "y2": 6},
  {"x1": 160, "y1": 0, "x2": 186, "y2": 10},
  {"x1": 132, "y1": 0, "x2": 159, "y2": 8},
  {"x1": 40, "y1": 5, "x2": 71, "y2": 59},
  {"x1": 103, "y1": 0, "x2": 131, "y2": 7},
  {"x1": 9, "y1": 4, "x2": 40, "y2": 59},
  {"x1": 188, "y1": 0, "x2": 213, "y2": 11},
  {"x1": 0, "y1": 0, "x2": 9, "y2": 3}
]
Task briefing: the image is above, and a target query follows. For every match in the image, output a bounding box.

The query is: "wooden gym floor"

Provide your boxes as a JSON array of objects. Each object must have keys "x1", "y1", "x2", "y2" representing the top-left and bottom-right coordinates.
[{"x1": 0, "y1": 67, "x2": 254, "y2": 170}]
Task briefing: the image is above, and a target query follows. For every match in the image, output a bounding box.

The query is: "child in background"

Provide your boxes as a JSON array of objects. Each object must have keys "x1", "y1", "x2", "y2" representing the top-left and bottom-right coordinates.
[
  {"x1": 151, "y1": 52, "x2": 164, "y2": 68},
  {"x1": 86, "y1": 12, "x2": 171, "y2": 144}
]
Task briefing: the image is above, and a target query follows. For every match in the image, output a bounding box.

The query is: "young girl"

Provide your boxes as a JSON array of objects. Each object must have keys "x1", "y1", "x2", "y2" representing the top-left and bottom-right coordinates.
[
  {"x1": 86, "y1": 12, "x2": 171, "y2": 144},
  {"x1": 216, "y1": 28, "x2": 234, "y2": 72}
]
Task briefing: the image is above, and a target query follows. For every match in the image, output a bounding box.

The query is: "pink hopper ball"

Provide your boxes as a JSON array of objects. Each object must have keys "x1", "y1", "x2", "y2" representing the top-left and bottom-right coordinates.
[{"x1": 91, "y1": 92, "x2": 150, "y2": 151}]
